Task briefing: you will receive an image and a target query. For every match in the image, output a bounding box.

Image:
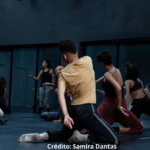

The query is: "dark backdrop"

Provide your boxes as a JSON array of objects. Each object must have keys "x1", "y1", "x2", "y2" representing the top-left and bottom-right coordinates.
[{"x1": 0, "y1": 0, "x2": 150, "y2": 49}]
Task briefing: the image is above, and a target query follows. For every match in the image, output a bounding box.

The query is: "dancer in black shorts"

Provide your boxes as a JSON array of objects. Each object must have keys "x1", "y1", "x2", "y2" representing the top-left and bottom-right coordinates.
[
  {"x1": 18, "y1": 39, "x2": 121, "y2": 147},
  {"x1": 125, "y1": 62, "x2": 150, "y2": 119}
]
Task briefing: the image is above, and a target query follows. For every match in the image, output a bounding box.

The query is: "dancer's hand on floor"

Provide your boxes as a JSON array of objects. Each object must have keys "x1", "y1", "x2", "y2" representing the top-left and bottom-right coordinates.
[
  {"x1": 120, "y1": 107, "x2": 129, "y2": 117},
  {"x1": 64, "y1": 115, "x2": 74, "y2": 129}
]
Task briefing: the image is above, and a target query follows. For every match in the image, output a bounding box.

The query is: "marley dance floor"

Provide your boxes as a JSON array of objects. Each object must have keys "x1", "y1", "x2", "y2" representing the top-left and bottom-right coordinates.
[{"x1": 0, "y1": 110, "x2": 150, "y2": 150}]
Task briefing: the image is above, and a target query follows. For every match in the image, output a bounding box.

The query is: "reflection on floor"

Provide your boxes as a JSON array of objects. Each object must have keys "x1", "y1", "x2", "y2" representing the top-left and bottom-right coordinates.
[{"x1": 0, "y1": 111, "x2": 150, "y2": 150}]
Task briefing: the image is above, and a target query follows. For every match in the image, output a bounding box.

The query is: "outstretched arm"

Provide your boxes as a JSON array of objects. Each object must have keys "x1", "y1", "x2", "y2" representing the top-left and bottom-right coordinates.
[
  {"x1": 125, "y1": 81, "x2": 130, "y2": 109},
  {"x1": 58, "y1": 81, "x2": 74, "y2": 129},
  {"x1": 95, "y1": 76, "x2": 104, "y2": 85},
  {"x1": 29, "y1": 70, "x2": 42, "y2": 81}
]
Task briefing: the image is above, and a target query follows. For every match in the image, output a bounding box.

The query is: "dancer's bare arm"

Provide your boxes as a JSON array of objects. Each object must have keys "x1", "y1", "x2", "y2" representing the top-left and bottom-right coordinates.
[
  {"x1": 139, "y1": 78, "x2": 150, "y2": 100},
  {"x1": 58, "y1": 81, "x2": 74, "y2": 129},
  {"x1": 49, "y1": 69, "x2": 54, "y2": 76},
  {"x1": 29, "y1": 70, "x2": 42, "y2": 80},
  {"x1": 105, "y1": 72, "x2": 129, "y2": 116},
  {"x1": 95, "y1": 76, "x2": 104, "y2": 85},
  {"x1": 125, "y1": 80, "x2": 130, "y2": 108}
]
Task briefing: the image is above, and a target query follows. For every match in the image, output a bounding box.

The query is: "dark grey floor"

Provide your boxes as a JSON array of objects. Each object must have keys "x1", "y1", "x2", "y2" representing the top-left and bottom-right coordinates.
[{"x1": 1, "y1": 111, "x2": 150, "y2": 150}]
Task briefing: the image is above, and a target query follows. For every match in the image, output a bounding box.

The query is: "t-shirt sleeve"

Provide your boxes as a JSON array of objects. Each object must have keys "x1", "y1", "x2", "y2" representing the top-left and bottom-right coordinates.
[{"x1": 58, "y1": 72, "x2": 65, "y2": 82}]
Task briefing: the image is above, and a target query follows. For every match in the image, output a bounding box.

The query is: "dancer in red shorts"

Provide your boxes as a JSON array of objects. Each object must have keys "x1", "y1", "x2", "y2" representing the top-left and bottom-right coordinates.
[{"x1": 96, "y1": 50, "x2": 144, "y2": 134}]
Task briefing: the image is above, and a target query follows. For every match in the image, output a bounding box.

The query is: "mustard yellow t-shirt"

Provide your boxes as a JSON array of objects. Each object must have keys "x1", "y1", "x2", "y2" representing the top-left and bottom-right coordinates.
[{"x1": 58, "y1": 56, "x2": 96, "y2": 105}]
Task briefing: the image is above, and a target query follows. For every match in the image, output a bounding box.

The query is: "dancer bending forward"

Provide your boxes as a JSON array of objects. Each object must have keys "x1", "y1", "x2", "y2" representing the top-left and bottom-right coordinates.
[
  {"x1": 125, "y1": 62, "x2": 150, "y2": 119},
  {"x1": 96, "y1": 51, "x2": 144, "y2": 134},
  {"x1": 18, "y1": 39, "x2": 121, "y2": 147}
]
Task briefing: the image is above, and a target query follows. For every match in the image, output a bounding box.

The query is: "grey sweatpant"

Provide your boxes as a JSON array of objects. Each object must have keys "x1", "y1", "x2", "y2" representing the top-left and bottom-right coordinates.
[{"x1": 39, "y1": 86, "x2": 52, "y2": 105}]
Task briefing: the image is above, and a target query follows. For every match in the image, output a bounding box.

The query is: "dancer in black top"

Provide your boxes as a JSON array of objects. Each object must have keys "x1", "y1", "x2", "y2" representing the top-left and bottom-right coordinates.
[
  {"x1": 42, "y1": 66, "x2": 71, "y2": 123},
  {"x1": 125, "y1": 62, "x2": 150, "y2": 119},
  {"x1": 29, "y1": 60, "x2": 54, "y2": 114},
  {"x1": 94, "y1": 51, "x2": 144, "y2": 134}
]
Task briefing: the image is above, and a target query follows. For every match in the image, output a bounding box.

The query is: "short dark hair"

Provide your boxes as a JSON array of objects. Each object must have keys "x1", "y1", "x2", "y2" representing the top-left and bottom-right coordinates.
[
  {"x1": 44, "y1": 60, "x2": 50, "y2": 68},
  {"x1": 125, "y1": 62, "x2": 139, "y2": 80},
  {"x1": 97, "y1": 50, "x2": 112, "y2": 65},
  {"x1": 58, "y1": 39, "x2": 77, "y2": 54}
]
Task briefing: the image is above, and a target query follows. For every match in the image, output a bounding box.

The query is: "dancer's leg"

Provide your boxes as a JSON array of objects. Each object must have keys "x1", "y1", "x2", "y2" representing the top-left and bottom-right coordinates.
[
  {"x1": 19, "y1": 105, "x2": 80, "y2": 143},
  {"x1": 18, "y1": 132, "x2": 49, "y2": 142},
  {"x1": 38, "y1": 87, "x2": 44, "y2": 114},
  {"x1": 45, "y1": 86, "x2": 52, "y2": 112},
  {"x1": 115, "y1": 99, "x2": 144, "y2": 134},
  {"x1": 143, "y1": 97, "x2": 150, "y2": 116},
  {"x1": 130, "y1": 105, "x2": 142, "y2": 119},
  {"x1": 70, "y1": 104, "x2": 121, "y2": 147},
  {"x1": 39, "y1": 87, "x2": 44, "y2": 108},
  {"x1": 97, "y1": 97, "x2": 116, "y2": 125},
  {"x1": 130, "y1": 99, "x2": 144, "y2": 119}
]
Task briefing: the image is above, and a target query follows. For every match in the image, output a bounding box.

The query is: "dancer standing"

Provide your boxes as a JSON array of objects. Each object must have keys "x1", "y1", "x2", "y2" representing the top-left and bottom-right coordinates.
[
  {"x1": 29, "y1": 60, "x2": 54, "y2": 114},
  {"x1": 42, "y1": 66, "x2": 71, "y2": 123},
  {"x1": 125, "y1": 62, "x2": 150, "y2": 119},
  {"x1": 18, "y1": 39, "x2": 121, "y2": 147},
  {"x1": 96, "y1": 51, "x2": 144, "y2": 134}
]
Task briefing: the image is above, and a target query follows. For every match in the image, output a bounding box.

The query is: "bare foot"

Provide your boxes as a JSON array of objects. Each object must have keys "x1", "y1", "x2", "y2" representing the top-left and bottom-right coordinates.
[
  {"x1": 18, "y1": 133, "x2": 40, "y2": 143},
  {"x1": 53, "y1": 119, "x2": 62, "y2": 123}
]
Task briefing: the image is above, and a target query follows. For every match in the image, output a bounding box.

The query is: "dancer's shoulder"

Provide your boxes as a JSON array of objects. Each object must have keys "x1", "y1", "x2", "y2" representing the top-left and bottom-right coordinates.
[{"x1": 81, "y1": 56, "x2": 92, "y2": 61}]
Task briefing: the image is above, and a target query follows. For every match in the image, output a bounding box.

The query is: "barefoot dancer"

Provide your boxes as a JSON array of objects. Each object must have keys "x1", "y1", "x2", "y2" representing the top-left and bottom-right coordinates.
[
  {"x1": 96, "y1": 51, "x2": 144, "y2": 134},
  {"x1": 125, "y1": 62, "x2": 150, "y2": 119},
  {"x1": 18, "y1": 39, "x2": 121, "y2": 147},
  {"x1": 29, "y1": 60, "x2": 54, "y2": 114}
]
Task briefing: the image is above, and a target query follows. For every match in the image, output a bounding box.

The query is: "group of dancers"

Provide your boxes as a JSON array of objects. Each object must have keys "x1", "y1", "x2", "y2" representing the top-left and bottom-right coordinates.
[{"x1": 1, "y1": 39, "x2": 150, "y2": 147}]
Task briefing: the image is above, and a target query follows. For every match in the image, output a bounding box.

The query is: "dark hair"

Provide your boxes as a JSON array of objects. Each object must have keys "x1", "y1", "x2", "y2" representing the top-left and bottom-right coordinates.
[
  {"x1": 58, "y1": 39, "x2": 77, "y2": 54},
  {"x1": 0, "y1": 76, "x2": 6, "y2": 96},
  {"x1": 44, "y1": 60, "x2": 50, "y2": 68},
  {"x1": 97, "y1": 50, "x2": 113, "y2": 65},
  {"x1": 125, "y1": 62, "x2": 139, "y2": 80}
]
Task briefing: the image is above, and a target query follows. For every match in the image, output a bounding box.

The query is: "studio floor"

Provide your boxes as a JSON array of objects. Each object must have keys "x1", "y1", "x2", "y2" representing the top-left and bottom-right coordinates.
[{"x1": 1, "y1": 110, "x2": 150, "y2": 150}]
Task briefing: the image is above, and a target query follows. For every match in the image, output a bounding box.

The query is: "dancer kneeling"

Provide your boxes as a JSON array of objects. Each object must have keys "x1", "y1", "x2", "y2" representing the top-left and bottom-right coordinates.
[
  {"x1": 96, "y1": 51, "x2": 144, "y2": 134},
  {"x1": 18, "y1": 39, "x2": 121, "y2": 147},
  {"x1": 125, "y1": 62, "x2": 150, "y2": 119}
]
